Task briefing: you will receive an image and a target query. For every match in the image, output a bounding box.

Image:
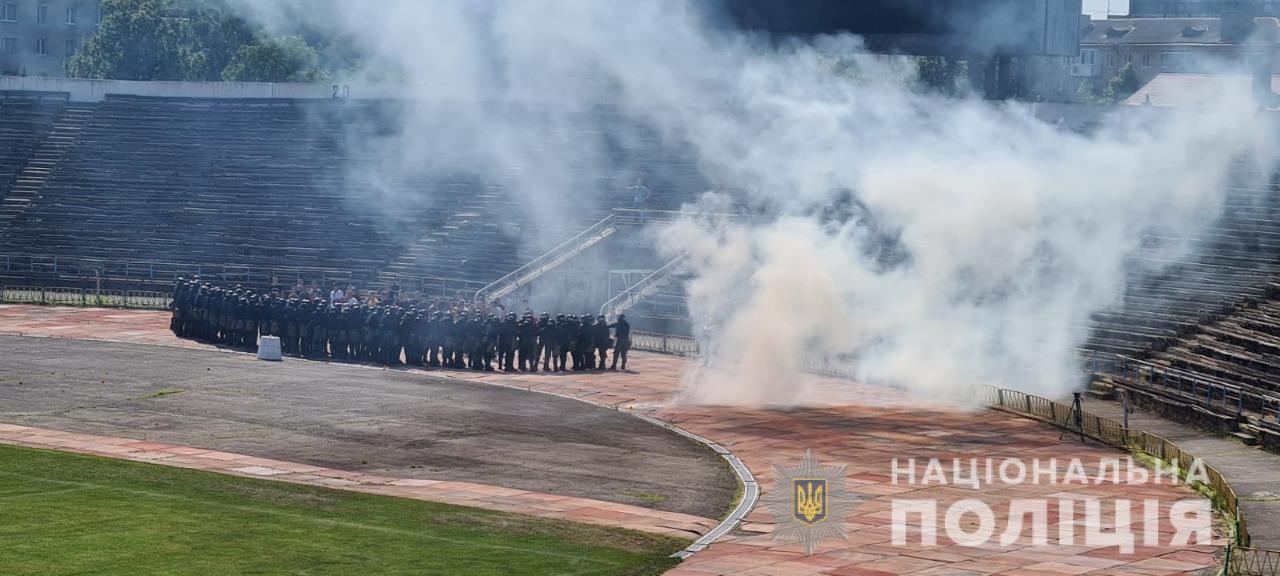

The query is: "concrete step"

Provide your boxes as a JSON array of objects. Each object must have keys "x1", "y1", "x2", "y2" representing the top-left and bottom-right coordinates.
[
  {"x1": 1230, "y1": 431, "x2": 1260, "y2": 446},
  {"x1": 1086, "y1": 388, "x2": 1115, "y2": 401}
]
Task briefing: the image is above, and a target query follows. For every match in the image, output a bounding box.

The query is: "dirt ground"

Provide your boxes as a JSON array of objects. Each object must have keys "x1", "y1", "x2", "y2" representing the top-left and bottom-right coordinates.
[{"x1": 0, "y1": 335, "x2": 736, "y2": 519}]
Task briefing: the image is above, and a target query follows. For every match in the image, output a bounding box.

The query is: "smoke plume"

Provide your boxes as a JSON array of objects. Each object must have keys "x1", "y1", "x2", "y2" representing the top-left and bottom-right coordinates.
[{"x1": 235, "y1": 0, "x2": 1277, "y2": 406}]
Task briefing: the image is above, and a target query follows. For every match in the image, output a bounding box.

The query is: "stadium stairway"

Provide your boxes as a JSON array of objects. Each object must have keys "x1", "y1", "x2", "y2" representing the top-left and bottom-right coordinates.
[
  {"x1": 0, "y1": 106, "x2": 94, "y2": 229},
  {"x1": 0, "y1": 98, "x2": 79, "y2": 227}
]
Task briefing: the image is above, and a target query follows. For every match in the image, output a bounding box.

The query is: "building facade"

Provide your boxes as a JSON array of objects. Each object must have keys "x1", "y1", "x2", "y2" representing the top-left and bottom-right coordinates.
[
  {"x1": 1128, "y1": 0, "x2": 1280, "y2": 17},
  {"x1": 0, "y1": 0, "x2": 100, "y2": 78},
  {"x1": 1026, "y1": 15, "x2": 1279, "y2": 101}
]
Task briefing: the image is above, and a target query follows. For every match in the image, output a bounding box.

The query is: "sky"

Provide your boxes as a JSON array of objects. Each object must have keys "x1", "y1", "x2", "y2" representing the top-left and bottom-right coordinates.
[{"x1": 1084, "y1": 0, "x2": 1131, "y2": 17}]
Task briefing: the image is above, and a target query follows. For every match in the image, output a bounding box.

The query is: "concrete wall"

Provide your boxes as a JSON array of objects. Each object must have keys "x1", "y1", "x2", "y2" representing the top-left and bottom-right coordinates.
[{"x1": 0, "y1": 75, "x2": 403, "y2": 101}]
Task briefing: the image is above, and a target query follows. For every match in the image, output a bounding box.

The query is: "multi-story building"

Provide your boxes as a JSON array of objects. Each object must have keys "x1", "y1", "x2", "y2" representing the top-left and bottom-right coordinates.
[
  {"x1": 1128, "y1": 0, "x2": 1280, "y2": 17},
  {"x1": 1026, "y1": 14, "x2": 1279, "y2": 101},
  {"x1": 0, "y1": 0, "x2": 101, "y2": 78}
]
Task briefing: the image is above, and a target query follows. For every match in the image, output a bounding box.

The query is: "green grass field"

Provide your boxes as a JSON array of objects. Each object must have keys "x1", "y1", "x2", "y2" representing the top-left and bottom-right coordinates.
[{"x1": 0, "y1": 444, "x2": 687, "y2": 575}]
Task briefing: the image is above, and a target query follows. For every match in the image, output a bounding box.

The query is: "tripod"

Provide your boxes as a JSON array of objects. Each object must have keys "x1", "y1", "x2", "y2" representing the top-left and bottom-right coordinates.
[{"x1": 1059, "y1": 392, "x2": 1086, "y2": 443}]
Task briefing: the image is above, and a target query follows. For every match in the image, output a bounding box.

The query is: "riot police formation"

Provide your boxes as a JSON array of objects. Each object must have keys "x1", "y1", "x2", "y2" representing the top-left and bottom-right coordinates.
[{"x1": 169, "y1": 278, "x2": 635, "y2": 373}]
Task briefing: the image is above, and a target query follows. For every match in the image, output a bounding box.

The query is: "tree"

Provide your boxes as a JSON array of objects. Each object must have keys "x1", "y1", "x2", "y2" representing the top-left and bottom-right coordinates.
[
  {"x1": 1076, "y1": 79, "x2": 1098, "y2": 104},
  {"x1": 1101, "y1": 63, "x2": 1141, "y2": 105},
  {"x1": 221, "y1": 36, "x2": 322, "y2": 83},
  {"x1": 67, "y1": 0, "x2": 200, "y2": 80},
  {"x1": 69, "y1": 0, "x2": 323, "y2": 83},
  {"x1": 179, "y1": 0, "x2": 257, "y2": 81}
]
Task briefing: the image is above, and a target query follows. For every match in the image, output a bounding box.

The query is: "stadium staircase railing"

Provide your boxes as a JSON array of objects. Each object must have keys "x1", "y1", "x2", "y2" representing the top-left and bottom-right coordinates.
[
  {"x1": 473, "y1": 213, "x2": 618, "y2": 304},
  {"x1": 598, "y1": 254, "x2": 686, "y2": 319}
]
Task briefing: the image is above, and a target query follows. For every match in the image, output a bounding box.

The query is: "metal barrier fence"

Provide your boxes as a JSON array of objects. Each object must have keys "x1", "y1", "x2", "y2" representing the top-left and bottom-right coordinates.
[
  {"x1": 1236, "y1": 548, "x2": 1280, "y2": 576},
  {"x1": 0, "y1": 253, "x2": 365, "y2": 290},
  {"x1": 983, "y1": 384, "x2": 1280, "y2": 574},
  {"x1": 1, "y1": 286, "x2": 170, "y2": 310},
  {"x1": 630, "y1": 331, "x2": 700, "y2": 356}
]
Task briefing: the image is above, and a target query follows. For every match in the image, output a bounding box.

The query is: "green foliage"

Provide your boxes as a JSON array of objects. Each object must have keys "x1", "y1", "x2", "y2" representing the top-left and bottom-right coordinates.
[
  {"x1": 67, "y1": 0, "x2": 198, "y2": 80},
  {"x1": 0, "y1": 444, "x2": 686, "y2": 575},
  {"x1": 222, "y1": 36, "x2": 322, "y2": 83},
  {"x1": 1101, "y1": 63, "x2": 1141, "y2": 105},
  {"x1": 1076, "y1": 79, "x2": 1098, "y2": 104},
  {"x1": 68, "y1": 0, "x2": 327, "y2": 83}
]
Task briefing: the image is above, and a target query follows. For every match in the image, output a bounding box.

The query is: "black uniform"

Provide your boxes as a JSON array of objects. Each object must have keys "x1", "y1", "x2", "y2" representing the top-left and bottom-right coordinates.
[
  {"x1": 498, "y1": 314, "x2": 518, "y2": 371},
  {"x1": 610, "y1": 315, "x2": 632, "y2": 371},
  {"x1": 593, "y1": 314, "x2": 611, "y2": 369},
  {"x1": 576, "y1": 315, "x2": 595, "y2": 370},
  {"x1": 536, "y1": 314, "x2": 554, "y2": 371}
]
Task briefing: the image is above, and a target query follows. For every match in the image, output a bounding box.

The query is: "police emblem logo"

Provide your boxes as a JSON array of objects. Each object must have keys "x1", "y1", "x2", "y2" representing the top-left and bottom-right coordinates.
[
  {"x1": 765, "y1": 450, "x2": 860, "y2": 555},
  {"x1": 794, "y1": 479, "x2": 826, "y2": 525}
]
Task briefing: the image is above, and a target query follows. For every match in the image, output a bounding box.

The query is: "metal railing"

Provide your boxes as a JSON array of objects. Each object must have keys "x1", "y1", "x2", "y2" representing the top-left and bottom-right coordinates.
[
  {"x1": 376, "y1": 274, "x2": 490, "y2": 300},
  {"x1": 1235, "y1": 548, "x2": 1280, "y2": 576},
  {"x1": 598, "y1": 254, "x2": 686, "y2": 319},
  {"x1": 474, "y1": 213, "x2": 619, "y2": 304},
  {"x1": 630, "y1": 331, "x2": 701, "y2": 356},
  {"x1": 611, "y1": 208, "x2": 764, "y2": 227},
  {"x1": 1082, "y1": 349, "x2": 1280, "y2": 424},
  {"x1": 1, "y1": 285, "x2": 170, "y2": 309},
  {"x1": 983, "y1": 384, "x2": 1280, "y2": 574},
  {"x1": 0, "y1": 253, "x2": 363, "y2": 288}
]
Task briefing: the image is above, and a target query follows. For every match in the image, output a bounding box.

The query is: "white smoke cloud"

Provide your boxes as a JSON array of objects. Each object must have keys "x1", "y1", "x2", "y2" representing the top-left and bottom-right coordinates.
[{"x1": 234, "y1": 0, "x2": 1277, "y2": 405}]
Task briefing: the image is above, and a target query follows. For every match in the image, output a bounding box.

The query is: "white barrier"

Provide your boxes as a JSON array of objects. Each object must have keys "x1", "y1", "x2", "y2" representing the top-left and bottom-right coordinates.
[{"x1": 257, "y1": 336, "x2": 283, "y2": 362}]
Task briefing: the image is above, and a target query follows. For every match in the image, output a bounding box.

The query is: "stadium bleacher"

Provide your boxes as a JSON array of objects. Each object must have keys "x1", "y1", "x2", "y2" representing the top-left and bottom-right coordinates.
[{"x1": 0, "y1": 94, "x2": 707, "y2": 291}]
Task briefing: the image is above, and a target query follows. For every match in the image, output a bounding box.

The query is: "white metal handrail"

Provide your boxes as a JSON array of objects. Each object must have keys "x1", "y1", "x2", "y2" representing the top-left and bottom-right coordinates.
[
  {"x1": 598, "y1": 254, "x2": 686, "y2": 319},
  {"x1": 473, "y1": 213, "x2": 618, "y2": 303}
]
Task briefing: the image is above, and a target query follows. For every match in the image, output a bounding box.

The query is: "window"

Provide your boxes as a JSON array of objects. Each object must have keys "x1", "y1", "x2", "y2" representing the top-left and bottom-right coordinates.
[
  {"x1": 1076, "y1": 49, "x2": 1098, "y2": 66},
  {"x1": 2, "y1": 3, "x2": 16, "y2": 22},
  {"x1": 37, "y1": 4, "x2": 46, "y2": 23},
  {"x1": 1142, "y1": 53, "x2": 1151, "y2": 67},
  {"x1": 1106, "y1": 52, "x2": 1116, "y2": 67},
  {"x1": 64, "y1": 37, "x2": 76, "y2": 56},
  {"x1": 35, "y1": 37, "x2": 46, "y2": 55},
  {"x1": 1125, "y1": 53, "x2": 1133, "y2": 65},
  {"x1": 1162, "y1": 51, "x2": 1194, "y2": 70},
  {"x1": 65, "y1": 6, "x2": 76, "y2": 24},
  {"x1": 2, "y1": 37, "x2": 16, "y2": 55}
]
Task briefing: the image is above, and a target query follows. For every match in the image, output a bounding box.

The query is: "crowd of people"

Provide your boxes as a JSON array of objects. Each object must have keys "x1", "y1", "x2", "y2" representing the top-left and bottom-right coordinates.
[{"x1": 168, "y1": 277, "x2": 634, "y2": 372}]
